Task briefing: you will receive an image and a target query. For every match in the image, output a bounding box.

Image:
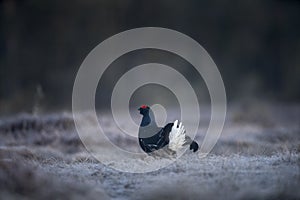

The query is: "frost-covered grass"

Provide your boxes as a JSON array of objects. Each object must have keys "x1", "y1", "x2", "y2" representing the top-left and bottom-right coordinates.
[{"x1": 0, "y1": 104, "x2": 299, "y2": 199}]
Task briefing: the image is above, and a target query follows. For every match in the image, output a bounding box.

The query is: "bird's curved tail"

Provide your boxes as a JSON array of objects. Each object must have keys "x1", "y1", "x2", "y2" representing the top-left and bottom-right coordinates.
[{"x1": 189, "y1": 140, "x2": 199, "y2": 152}]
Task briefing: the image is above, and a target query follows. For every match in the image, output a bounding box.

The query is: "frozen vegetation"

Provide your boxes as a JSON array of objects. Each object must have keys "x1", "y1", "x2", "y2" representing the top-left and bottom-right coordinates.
[{"x1": 0, "y1": 103, "x2": 299, "y2": 199}]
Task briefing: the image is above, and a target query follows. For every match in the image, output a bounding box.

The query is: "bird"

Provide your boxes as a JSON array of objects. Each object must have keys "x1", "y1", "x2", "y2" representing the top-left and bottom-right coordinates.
[{"x1": 138, "y1": 105, "x2": 199, "y2": 155}]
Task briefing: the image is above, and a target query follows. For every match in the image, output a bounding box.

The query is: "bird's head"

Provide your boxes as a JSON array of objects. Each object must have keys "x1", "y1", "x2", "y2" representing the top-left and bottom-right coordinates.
[{"x1": 138, "y1": 105, "x2": 150, "y2": 116}]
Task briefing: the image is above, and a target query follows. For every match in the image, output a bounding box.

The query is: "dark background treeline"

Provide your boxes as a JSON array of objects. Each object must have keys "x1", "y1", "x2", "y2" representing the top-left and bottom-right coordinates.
[{"x1": 0, "y1": 0, "x2": 299, "y2": 114}]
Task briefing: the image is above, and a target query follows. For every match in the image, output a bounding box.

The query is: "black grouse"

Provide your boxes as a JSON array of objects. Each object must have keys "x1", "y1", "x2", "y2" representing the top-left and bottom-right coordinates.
[{"x1": 138, "y1": 105, "x2": 199, "y2": 154}]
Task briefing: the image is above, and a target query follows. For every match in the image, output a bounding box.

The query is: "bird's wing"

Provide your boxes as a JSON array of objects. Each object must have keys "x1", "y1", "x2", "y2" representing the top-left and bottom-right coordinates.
[
  {"x1": 139, "y1": 125, "x2": 171, "y2": 153},
  {"x1": 139, "y1": 139, "x2": 160, "y2": 153},
  {"x1": 168, "y1": 120, "x2": 186, "y2": 151},
  {"x1": 151, "y1": 123, "x2": 171, "y2": 146}
]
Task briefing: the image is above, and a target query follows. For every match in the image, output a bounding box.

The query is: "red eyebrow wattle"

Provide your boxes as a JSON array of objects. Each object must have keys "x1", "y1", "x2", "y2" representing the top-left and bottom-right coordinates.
[{"x1": 140, "y1": 105, "x2": 148, "y2": 109}]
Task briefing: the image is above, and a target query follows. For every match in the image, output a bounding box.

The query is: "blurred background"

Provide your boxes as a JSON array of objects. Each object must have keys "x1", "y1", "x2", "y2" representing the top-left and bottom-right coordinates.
[{"x1": 1, "y1": 0, "x2": 300, "y2": 115}]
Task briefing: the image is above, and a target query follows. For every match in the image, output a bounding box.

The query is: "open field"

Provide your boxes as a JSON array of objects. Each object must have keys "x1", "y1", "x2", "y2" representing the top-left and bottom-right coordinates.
[{"x1": 0, "y1": 103, "x2": 299, "y2": 200}]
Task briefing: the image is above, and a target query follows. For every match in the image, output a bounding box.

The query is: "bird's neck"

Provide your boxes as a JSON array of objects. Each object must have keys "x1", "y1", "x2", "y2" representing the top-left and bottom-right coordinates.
[
  {"x1": 139, "y1": 110, "x2": 160, "y2": 139},
  {"x1": 140, "y1": 111, "x2": 158, "y2": 128},
  {"x1": 141, "y1": 114, "x2": 151, "y2": 127}
]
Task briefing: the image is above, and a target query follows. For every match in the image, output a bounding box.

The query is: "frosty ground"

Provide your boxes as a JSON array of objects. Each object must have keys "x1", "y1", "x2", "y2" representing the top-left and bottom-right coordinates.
[{"x1": 0, "y1": 103, "x2": 299, "y2": 200}]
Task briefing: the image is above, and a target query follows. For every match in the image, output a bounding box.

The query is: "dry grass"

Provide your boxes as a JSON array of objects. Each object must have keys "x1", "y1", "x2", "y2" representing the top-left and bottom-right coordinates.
[{"x1": 0, "y1": 153, "x2": 107, "y2": 200}]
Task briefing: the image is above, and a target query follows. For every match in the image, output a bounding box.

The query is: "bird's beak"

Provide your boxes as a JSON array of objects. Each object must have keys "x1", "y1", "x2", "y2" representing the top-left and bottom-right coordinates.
[{"x1": 138, "y1": 108, "x2": 141, "y2": 111}]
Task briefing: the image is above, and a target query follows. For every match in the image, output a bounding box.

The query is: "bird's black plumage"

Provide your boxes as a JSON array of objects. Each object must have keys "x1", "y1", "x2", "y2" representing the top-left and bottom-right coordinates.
[{"x1": 138, "y1": 105, "x2": 199, "y2": 153}]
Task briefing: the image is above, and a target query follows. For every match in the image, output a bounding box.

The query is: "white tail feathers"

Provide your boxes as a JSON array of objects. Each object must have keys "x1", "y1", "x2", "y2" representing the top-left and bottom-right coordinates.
[{"x1": 168, "y1": 120, "x2": 186, "y2": 151}]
